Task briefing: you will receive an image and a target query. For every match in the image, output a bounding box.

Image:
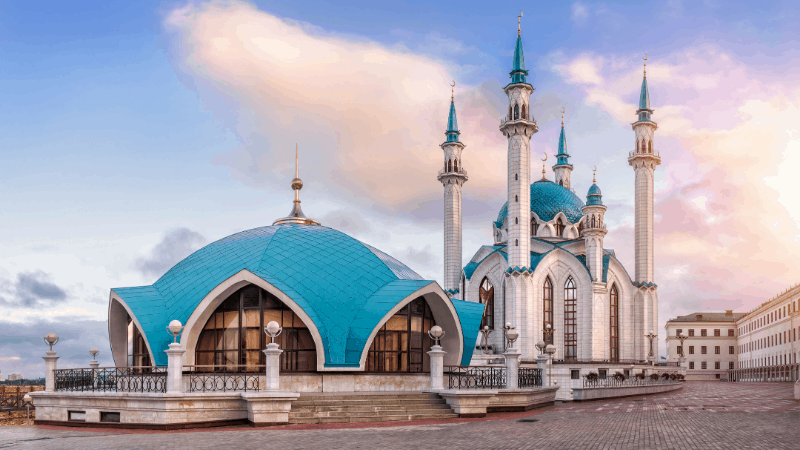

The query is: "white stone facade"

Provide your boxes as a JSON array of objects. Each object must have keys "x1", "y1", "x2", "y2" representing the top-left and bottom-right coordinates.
[{"x1": 665, "y1": 314, "x2": 741, "y2": 381}]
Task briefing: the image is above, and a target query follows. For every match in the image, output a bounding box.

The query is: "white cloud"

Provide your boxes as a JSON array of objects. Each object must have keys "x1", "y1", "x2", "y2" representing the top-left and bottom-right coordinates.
[{"x1": 571, "y1": 2, "x2": 590, "y2": 24}]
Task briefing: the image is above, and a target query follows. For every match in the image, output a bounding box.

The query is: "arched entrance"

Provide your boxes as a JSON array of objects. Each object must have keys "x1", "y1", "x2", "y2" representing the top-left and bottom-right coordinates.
[{"x1": 365, "y1": 297, "x2": 436, "y2": 372}]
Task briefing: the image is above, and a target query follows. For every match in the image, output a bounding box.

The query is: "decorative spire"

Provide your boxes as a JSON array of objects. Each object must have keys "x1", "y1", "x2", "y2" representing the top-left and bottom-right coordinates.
[
  {"x1": 540, "y1": 153, "x2": 548, "y2": 180},
  {"x1": 555, "y1": 107, "x2": 571, "y2": 167},
  {"x1": 273, "y1": 144, "x2": 320, "y2": 226},
  {"x1": 638, "y1": 53, "x2": 651, "y2": 112},
  {"x1": 445, "y1": 81, "x2": 460, "y2": 143},
  {"x1": 593, "y1": 166, "x2": 597, "y2": 184},
  {"x1": 510, "y1": 12, "x2": 529, "y2": 85},
  {"x1": 586, "y1": 167, "x2": 603, "y2": 206}
]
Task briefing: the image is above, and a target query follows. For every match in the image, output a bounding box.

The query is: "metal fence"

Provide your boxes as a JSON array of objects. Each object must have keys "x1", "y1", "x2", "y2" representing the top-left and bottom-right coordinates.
[
  {"x1": 445, "y1": 366, "x2": 506, "y2": 389},
  {"x1": 727, "y1": 364, "x2": 800, "y2": 382},
  {"x1": 53, "y1": 367, "x2": 167, "y2": 393},
  {"x1": 518, "y1": 367, "x2": 543, "y2": 388},
  {"x1": 582, "y1": 375, "x2": 681, "y2": 388},
  {"x1": 184, "y1": 365, "x2": 263, "y2": 393}
]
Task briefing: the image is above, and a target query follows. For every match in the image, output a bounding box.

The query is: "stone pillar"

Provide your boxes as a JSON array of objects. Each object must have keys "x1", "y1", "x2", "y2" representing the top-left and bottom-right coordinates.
[
  {"x1": 43, "y1": 351, "x2": 59, "y2": 392},
  {"x1": 427, "y1": 345, "x2": 446, "y2": 391},
  {"x1": 89, "y1": 359, "x2": 100, "y2": 388},
  {"x1": 537, "y1": 354, "x2": 549, "y2": 387},
  {"x1": 504, "y1": 350, "x2": 521, "y2": 389},
  {"x1": 264, "y1": 343, "x2": 283, "y2": 391},
  {"x1": 165, "y1": 343, "x2": 186, "y2": 393}
]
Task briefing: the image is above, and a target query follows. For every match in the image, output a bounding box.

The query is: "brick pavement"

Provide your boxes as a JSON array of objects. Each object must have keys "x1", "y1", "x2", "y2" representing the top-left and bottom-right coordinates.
[{"x1": 0, "y1": 382, "x2": 797, "y2": 450}]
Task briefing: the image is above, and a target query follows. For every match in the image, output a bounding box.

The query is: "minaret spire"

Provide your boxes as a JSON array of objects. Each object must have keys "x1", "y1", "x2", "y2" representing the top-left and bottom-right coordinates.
[
  {"x1": 553, "y1": 106, "x2": 573, "y2": 188},
  {"x1": 273, "y1": 144, "x2": 320, "y2": 226}
]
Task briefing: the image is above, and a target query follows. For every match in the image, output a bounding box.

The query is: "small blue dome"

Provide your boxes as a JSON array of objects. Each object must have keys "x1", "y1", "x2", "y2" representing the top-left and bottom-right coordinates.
[
  {"x1": 495, "y1": 180, "x2": 585, "y2": 228},
  {"x1": 586, "y1": 183, "x2": 603, "y2": 206}
]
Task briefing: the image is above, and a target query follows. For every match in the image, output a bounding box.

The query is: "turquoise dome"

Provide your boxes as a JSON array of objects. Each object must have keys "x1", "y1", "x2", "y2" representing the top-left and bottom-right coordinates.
[
  {"x1": 113, "y1": 224, "x2": 484, "y2": 367},
  {"x1": 495, "y1": 180, "x2": 585, "y2": 228},
  {"x1": 586, "y1": 183, "x2": 603, "y2": 206}
]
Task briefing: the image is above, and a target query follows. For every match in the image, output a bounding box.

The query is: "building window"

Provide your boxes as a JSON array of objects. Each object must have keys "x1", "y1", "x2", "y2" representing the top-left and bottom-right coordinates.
[
  {"x1": 689, "y1": 346, "x2": 694, "y2": 355},
  {"x1": 564, "y1": 277, "x2": 577, "y2": 360},
  {"x1": 701, "y1": 361, "x2": 707, "y2": 369},
  {"x1": 127, "y1": 317, "x2": 151, "y2": 368},
  {"x1": 729, "y1": 362, "x2": 734, "y2": 370},
  {"x1": 196, "y1": 285, "x2": 317, "y2": 372},
  {"x1": 543, "y1": 277, "x2": 553, "y2": 345},
  {"x1": 701, "y1": 329, "x2": 707, "y2": 337},
  {"x1": 555, "y1": 218, "x2": 565, "y2": 237},
  {"x1": 715, "y1": 361, "x2": 720, "y2": 370},
  {"x1": 571, "y1": 369, "x2": 580, "y2": 380},
  {"x1": 366, "y1": 297, "x2": 436, "y2": 373},
  {"x1": 610, "y1": 284, "x2": 619, "y2": 361},
  {"x1": 677, "y1": 346, "x2": 682, "y2": 356},
  {"x1": 688, "y1": 329, "x2": 695, "y2": 337},
  {"x1": 714, "y1": 329, "x2": 720, "y2": 337},
  {"x1": 514, "y1": 104, "x2": 519, "y2": 120},
  {"x1": 676, "y1": 329, "x2": 682, "y2": 336},
  {"x1": 689, "y1": 361, "x2": 695, "y2": 369},
  {"x1": 531, "y1": 219, "x2": 539, "y2": 236},
  {"x1": 728, "y1": 329, "x2": 734, "y2": 337},
  {"x1": 715, "y1": 346, "x2": 720, "y2": 354},
  {"x1": 598, "y1": 369, "x2": 608, "y2": 379},
  {"x1": 479, "y1": 277, "x2": 494, "y2": 330},
  {"x1": 701, "y1": 346, "x2": 707, "y2": 355},
  {"x1": 729, "y1": 346, "x2": 734, "y2": 354}
]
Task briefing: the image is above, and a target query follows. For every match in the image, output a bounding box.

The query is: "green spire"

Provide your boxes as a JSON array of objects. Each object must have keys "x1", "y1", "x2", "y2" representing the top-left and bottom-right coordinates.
[
  {"x1": 510, "y1": 35, "x2": 528, "y2": 84},
  {"x1": 555, "y1": 124, "x2": 570, "y2": 166},
  {"x1": 639, "y1": 76, "x2": 650, "y2": 111},
  {"x1": 445, "y1": 97, "x2": 460, "y2": 143}
]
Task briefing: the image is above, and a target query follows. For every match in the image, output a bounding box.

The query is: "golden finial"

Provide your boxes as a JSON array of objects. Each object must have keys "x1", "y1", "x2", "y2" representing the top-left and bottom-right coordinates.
[
  {"x1": 593, "y1": 166, "x2": 597, "y2": 184},
  {"x1": 541, "y1": 153, "x2": 547, "y2": 180},
  {"x1": 294, "y1": 143, "x2": 299, "y2": 180},
  {"x1": 561, "y1": 106, "x2": 565, "y2": 127},
  {"x1": 643, "y1": 53, "x2": 648, "y2": 77},
  {"x1": 451, "y1": 80, "x2": 456, "y2": 101},
  {"x1": 517, "y1": 11, "x2": 523, "y2": 37}
]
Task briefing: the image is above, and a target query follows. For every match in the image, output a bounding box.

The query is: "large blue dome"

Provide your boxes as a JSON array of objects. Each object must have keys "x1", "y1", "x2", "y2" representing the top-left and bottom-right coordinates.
[
  {"x1": 112, "y1": 224, "x2": 484, "y2": 367},
  {"x1": 495, "y1": 179, "x2": 585, "y2": 227}
]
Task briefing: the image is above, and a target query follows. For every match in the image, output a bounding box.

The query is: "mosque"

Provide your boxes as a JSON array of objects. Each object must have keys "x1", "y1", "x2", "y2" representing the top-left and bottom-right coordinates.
[
  {"x1": 106, "y1": 21, "x2": 659, "y2": 381},
  {"x1": 442, "y1": 23, "x2": 661, "y2": 365}
]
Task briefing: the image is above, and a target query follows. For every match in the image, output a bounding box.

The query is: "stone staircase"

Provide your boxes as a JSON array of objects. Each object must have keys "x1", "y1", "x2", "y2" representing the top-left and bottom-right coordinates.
[{"x1": 288, "y1": 392, "x2": 457, "y2": 424}]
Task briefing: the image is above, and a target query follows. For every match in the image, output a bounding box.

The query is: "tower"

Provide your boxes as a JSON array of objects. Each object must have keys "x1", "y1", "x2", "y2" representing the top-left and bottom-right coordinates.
[
  {"x1": 552, "y1": 108, "x2": 572, "y2": 189},
  {"x1": 628, "y1": 56, "x2": 660, "y2": 359},
  {"x1": 438, "y1": 84, "x2": 467, "y2": 295},
  {"x1": 581, "y1": 170, "x2": 607, "y2": 282}
]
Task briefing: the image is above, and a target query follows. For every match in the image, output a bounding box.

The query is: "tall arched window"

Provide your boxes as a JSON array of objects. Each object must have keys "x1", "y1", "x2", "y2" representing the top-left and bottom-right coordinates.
[
  {"x1": 448, "y1": 159, "x2": 452, "y2": 172},
  {"x1": 636, "y1": 140, "x2": 640, "y2": 153},
  {"x1": 531, "y1": 219, "x2": 539, "y2": 236},
  {"x1": 610, "y1": 285, "x2": 619, "y2": 361},
  {"x1": 454, "y1": 159, "x2": 458, "y2": 172},
  {"x1": 513, "y1": 104, "x2": 519, "y2": 120},
  {"x1": 559, "y1": 180, "x2": 563, "y2": 186},
  {"x1": 127, "y1": 317, "x2": 151, "y2": 368},
  {"x1": 515, "y1": 217, "x2": 518, "y2": 225},
  {"x1": 555, "y1": 218, "x2": 565, "y2": 237},
  {"x1": 196, "y1": 285, "x2": 317, "y2": 372},
  {"x1": 564, "y1": 277, "x2": 577, "y2": 360},
  {"x1": 367, "y1": 297, "x2": 435, "y2": 372},
  {"x1": 521, "y1": 103, "x2": 527, "y2": 120},
  {"x1": 591, "y1": 215, "x2": 596, "y2": 228},
  {"x1": 479, "y1": 277, "x2": 494, "y2": 330},
  {"x1": 515, "y1": 195, "x2": 518, "y2": 202},
  {"x1": 648, "y1": 140, "x2": 653, "y2": 153},
  {"x1": 508, "y1": 106, "x2": 513, "y2": 120},
  {"x1": 543, "y1": 277, "x2": 553, "y2": 345}
]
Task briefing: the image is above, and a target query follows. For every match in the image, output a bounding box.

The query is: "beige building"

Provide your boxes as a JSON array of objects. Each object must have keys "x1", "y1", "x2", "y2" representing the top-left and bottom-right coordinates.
[{"x1": 665, "y1": 311, "x2": 744, "y2": 381}]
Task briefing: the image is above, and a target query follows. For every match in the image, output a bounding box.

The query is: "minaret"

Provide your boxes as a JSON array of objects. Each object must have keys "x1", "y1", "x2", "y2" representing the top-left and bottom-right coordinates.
[
  {"x1": 628, "y1": 55, "x2": 660, "y2": 360},
  {"x1": 552, "y1": 108, "x2": 572, "y2": 189},
  {"x1": 437, "y1": 83, "x2": 467, "y2": 295},
  {"x1": 273, "y1": 145, "x2": 321, "y2": 226},
  {"x1": 499, "y1": 13, "x2": 538, "y2": 269},
  {"x1": 581, "y1": 169, "x2": 607, "y2": 282}
]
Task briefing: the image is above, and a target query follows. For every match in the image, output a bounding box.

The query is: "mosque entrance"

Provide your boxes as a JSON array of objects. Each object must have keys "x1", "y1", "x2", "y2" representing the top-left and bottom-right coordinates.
[{"x1": 365, "y1": 297, "x2": 436, "y2": 372}]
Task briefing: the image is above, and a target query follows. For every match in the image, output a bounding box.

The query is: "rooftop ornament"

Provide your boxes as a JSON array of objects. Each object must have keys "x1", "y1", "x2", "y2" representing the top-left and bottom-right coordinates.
[
  {"x1": 166, "y1": 320, "x2": 184, "y2": 344},
  {"x1": 428, "y1": 325, "x2": 445, "y2": 346},
  {"x1": 273, "y1": 145, "x2": 321, "y2": 226},
  {"x1": 479, "y1": 325, "x2": 494, "y2": 355},
  {"x1": 43, "y1": 332, "x2": 59, "y2": 351},
  {"x1": 265, "y1": 321, "x2": 283, "y2": 344}
]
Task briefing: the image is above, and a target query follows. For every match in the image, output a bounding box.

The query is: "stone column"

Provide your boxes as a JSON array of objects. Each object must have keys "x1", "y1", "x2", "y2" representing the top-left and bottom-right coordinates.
[
  {"x1": 504, "y1": 350, "x2": 521, "y2": 389},
  {"x1": 264, "y1": 343, "x2": 283, "y2": 391},
  {"x1": 43, "y1": 351, "x2": 59, "y2": 392},
  {"x1": 427, "y1": 345, "x2": 446, "y2": 391},
  {"x1": 537, "y1": 354, "x2": 549, "y2": 387},
  {"x1": 89, "y1": 359, "x2": 100, "y2": 389},
  {"x1": 165, "y1": 343, "x2": 186, "y2": 393}
]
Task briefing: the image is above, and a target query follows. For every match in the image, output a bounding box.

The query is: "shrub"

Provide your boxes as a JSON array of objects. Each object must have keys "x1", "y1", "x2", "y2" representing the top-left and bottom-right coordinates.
[
  {"x1": 613, "y1": 371, "x2": 625, "y2": 381},
  {"x1": 585, "y1": 372, "x2": 599, "y2": 382},
  {"x1": 649, "y1": 373, "x2": 660, "y2": 381}
]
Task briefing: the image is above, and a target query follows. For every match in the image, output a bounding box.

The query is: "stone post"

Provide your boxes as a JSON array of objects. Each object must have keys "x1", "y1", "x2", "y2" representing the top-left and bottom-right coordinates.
[
  {"x1": 165, "y1": 343, "x2": 186, "y2": 393},
  {"x1": 537, "y1": 354, "x2": 549, "y2": 387},
  {"x1": 427, "y1": 345, "x2": 446, "y2": 391},
  {"x1": 504, "y1": 349, "x2": 521, "y2": 389},
  {"x1": 264, "y1": 342, "x2": 283, "y2": 391},
  {"x1": 43, "y1": 351, "x2": 59, "y2": 392},
  {"x1": 89, "y1": 359, "x2": 100, "y2": 388}
]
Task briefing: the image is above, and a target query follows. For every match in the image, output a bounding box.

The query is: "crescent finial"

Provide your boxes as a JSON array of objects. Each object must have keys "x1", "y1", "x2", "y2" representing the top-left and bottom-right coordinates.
[
  {"x1": 542, "y1": 153, "x2": 547, "y2": 162},
  {"x1": 450, "y1": 80, "x2": 456, "y2": 100},
  {"x1": 644, "y1": 53, "x2": 648, "y2": 61}
]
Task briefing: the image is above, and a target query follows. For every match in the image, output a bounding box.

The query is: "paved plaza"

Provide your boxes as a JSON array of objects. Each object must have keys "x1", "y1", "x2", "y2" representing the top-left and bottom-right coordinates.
[{"x1": 0, "y1": 382, "x2": 798, "y2": 450}]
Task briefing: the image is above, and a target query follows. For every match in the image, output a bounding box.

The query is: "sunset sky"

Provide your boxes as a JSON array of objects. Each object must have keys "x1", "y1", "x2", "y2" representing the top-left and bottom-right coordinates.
[{"x1": 1, "y1": 0, "x2": 799, "y2": 376}]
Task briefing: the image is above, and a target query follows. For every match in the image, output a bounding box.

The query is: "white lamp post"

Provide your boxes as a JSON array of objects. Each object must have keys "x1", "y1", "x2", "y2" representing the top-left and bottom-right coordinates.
[
  {"x1": 165, "y1": 320, "x2": 186, "y2": 393},
  {"x1": 23, "y1": 394, "x2": 32, "y2": 425},
  {"x1": 264, "y1": 321, "x2": 283, "y2": 391},
  {"x1": 502, "y1": 323, "x2": 521, "y2": 389},
  {"x1": 427, "y1": 325, "x2": 446, "y2": 391},
  {"x1": 42, "y1": 333, "x2": 59, "y2": 392},
  {"x1": 545, "y1": 344, "x2": 556, "y2": 387}
]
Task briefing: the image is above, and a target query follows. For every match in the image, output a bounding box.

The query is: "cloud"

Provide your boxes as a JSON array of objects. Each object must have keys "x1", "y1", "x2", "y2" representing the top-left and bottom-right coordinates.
[
  {"x1": 571, "y1": 2, "x2": 590, "y2": 24},
  {"x1": 135, "y1": 227, "x2": 207, "y2": 279},
  {"x1": 0, "y1": 271, "x2": 68, "y2": 308}
]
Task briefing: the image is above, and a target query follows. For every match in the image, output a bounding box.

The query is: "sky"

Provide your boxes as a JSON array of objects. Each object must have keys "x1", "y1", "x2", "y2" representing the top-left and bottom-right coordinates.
[{"x1": 1, "y1": 0, "x2": 799, "y2": 377}]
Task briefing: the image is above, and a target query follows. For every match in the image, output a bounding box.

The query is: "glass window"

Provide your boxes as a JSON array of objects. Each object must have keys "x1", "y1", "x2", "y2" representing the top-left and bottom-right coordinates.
[
  {"x1": 689, "y1": 346, "x2": 694, "y2": 355},
  {"x1": 555, "y1": 218, "x2": 565, "y2": 237},
  {"x1": 598, "y1": 369, "x2": 607, "y2": 379},
  {"x1": 677, "y1": 346, "x2": 682, "y2": 356},
  {"x1": 127, "y1": 317, "x2": 151, "y2": 368},
  {"x1": 728, "y1": 329, "x2": 734, "y2": 337},
  {"x1": 729, "y1": 362, "x2": 734, "y2": 370},
  {"x1": 479, "y1": 277, "x2": 494, "y2": 330},
  {"x1": 543, "y1": 277, "x2": 553, "y2": 345},
  {"x1": 676, "y1": 329, "x2": 682, "y2": 336},
  {"x1": 688, "y1": 329, "x2": 695, "y2": 337},
  {"x1": 714, "y1": 329, "x2": 720, "y2": 337},
  {"x1": 570, "y1": 369, "x2": 580, "y2": 380},
  {"x1": 689, "y1": 361, "x2": 695, "y2": 369},
  {"x1": 367, "y1": 297, "x2": 435, "y2": 373},
  {"x1": 701, "y1": 361, "x2": 707, "y2": 369},
  {"x1": 701, "y1": 329, "x2": 707, "y2": 337},
  {"x1": 715, "y1": 346, "x2": 720, "y2": 354},
  {"x1": 701, "y1": 346, "x2": 707, "y2": 354},
  {"x1": 715, "y1": 361, "x2": 720, "y2": 370},
  {"x1": 729, "y1": 346, "x2": 734, "y2": 354},
  {"x1": 564, "y1": 277, "x2": 577, "y2": 360},
  {"x1": 610, "y1": 285, "x2": 619, "y2": 361}
]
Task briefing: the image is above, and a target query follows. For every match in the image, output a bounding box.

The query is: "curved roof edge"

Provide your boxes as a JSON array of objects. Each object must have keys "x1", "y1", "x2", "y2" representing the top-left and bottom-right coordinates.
[{"x1": 450, "y1": 298, "x2": 485, "y2": 365}]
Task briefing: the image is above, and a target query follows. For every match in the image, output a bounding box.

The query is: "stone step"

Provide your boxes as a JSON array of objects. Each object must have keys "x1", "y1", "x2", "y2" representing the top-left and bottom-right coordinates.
[
  {"x1": 288, "y1": 413, "x2": 458, "y2": 425},
  {"x1": 289, "y1": 408, "x2": 454, "y2": 419},
  {"x1": 291, "y1": 404, "x2": 452, "y2": 413},
  {"x1": 292, "y1": 398, "x2": 447, "y2": 408},
  {"x1": 296, "y1": 393, "x2": 441, "y2": 402}
]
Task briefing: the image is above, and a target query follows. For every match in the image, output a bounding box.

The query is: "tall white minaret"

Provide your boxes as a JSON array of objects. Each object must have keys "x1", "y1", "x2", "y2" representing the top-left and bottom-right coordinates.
[
  {"x1": 628, "y1": 56, "x2": 660, "y2": 359},
  {"x1": 438, "y1": 84, "x2": 467, "y2": 295},
  {"x1": 499, "y1": 14, "x2": 538, "y2": 358}
]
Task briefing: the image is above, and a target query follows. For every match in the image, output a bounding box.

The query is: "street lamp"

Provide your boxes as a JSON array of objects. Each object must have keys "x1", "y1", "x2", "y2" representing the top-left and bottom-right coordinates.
[
  {"x1": 676, "y1": 332, "x2": 688, "y2": 358},
  {"x1": 265, "y1": 321, "x2": 283, "y2": 344},
  {"x1": 89, "y1": 348, "x2": 99, "y2": 360},
  {"x1": 501, "y1": 323, "x2": 518, "y2": 350},
  {"x1": 23, "y1": 394, "x2": 32, "y2": 426},
  {"x1": 166, "y1": 320, "x2": 184, "y2": 344},
  {"x1": 428, "y1": 325, "x2": 445, "y2": 347},
  {"x1": 645, "y1": 330, "x2": 657, "y2": 365},
  {"x1": 479, "y1": 325, "x2": 494, "y2": 355},
  {"x1": 544, "y1": 344, "x2": 556, "y2": 386},
  {"x1": 43, "y1": 333, "x2": 59, "y2": 351},
  {"x1": 543, "y1": 323, "x2": 554, "y2": 346},
  {"x1": 536, "y1": 340, "x2": 546, "y2": 355}
]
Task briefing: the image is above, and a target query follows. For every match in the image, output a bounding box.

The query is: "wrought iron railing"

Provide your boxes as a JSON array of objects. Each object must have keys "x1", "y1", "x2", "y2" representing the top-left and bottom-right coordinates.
[
  {"x1": 518, "y1": 367, "x2": 543, "y2": 388},
  {"x1": 543, "y1": 358, "x2": 649, "y2": 365},
  {"x1": 582, "y1": 375, "x2": 681, "y2": 388},
  {"x1": 445, "y1": 366, "x2": 506, "y2": 389},
  {"x1": 184, "y1": 365, "x2": 263, "y2": 393},
  {"x1": 437, "y1": 168, "x2": 469, "y2": 178},
  {"x1": 54, "y1": 367, "x2": 167, "y2": 393}
]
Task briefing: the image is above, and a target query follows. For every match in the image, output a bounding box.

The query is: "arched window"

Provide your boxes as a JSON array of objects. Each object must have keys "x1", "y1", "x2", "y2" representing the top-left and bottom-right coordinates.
[
  {"x1": 515, "y1": 195, "x2": 518, "y2": 202},
  {"x1": 448, "y1": 159, "x2": 452, "y2": 172},
  {"x1": 564, "y1": 277, "x2": 577, "y2": 360},
  {"x1": 514, "y1": 104, "x2": 519, "y2": 120},
  {"x1": 367, "y1": 297, "x2": 435, "y2": 372},
  {"x1": 515, "y1": 173, "x2": 518, "y2": 181},
  {"x1": 648, "y1": 140, "x2": 652, "y2": 153},
  {"x1": 515, "y1": 217, "x2": 518, "y2": 225},
  {"x1": 559, "y1": 179, "x2": 563, "y2": 186},
  {"x1": 479, "y1": 277, "x2": 494, "y2": 330},
  {"x1": 531, "y1": 219, "x2": 539, "y2": 236},
  {"x1": 127, "y1": 316, "x2": 151, "y2": 367},
  {"x1": 636, "y1": 140, "x2": 639, "y2": 153},
  {"x1": 610, "y1": 285, "x2": 619, "y2": 361},
  {"x1": 521, "y1": 103, "x2": 527, "y2": 120},
  {"x1": 454, "y1": 159, "x2": 458, "y2": 172},
  {"x1": 508, "y1": 106, "x2": 513, "y2": 120},
  {"x1": 543, "y1": 277, "x2": 553, "y2": 345},
  {"x1": 577, "y1": 221, "x2": 584, "y2": 234},
  {"x1": 591, "y1": 215, "x2": 596, "y2": 228},
  {"x1": 555, "y1": 218, "x2": 565, "y2": 237},
  {"x1": 196, "y1": 285, "x2": 317, "y2": 372},
  {"x1": 515, "y1": 239, "x2": 519, "y2": 246}
]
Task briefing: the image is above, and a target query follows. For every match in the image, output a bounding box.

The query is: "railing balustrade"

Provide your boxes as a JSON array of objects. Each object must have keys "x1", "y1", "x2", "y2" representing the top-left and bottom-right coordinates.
[
  {"x1": 184, "y1": 365, "x2": 263, "y2": 393},
  {"x1": 582, "y1": 375, "x2": 682, "y2": 388},
  {"x1": 445, "y1": 366, "x2": 506, "y2": 389},
  {"x1": 727, "y1": 363, "x2": 800, "y2": 382},
  {"x1": 53, "y1": 367, "x2": 167, "y2": 393},
  {"x1": 518, "y1": 367, "x2": 543, "y2": 388}
]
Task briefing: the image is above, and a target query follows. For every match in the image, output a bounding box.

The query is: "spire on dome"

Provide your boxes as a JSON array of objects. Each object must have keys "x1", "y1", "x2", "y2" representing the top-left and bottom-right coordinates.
[
  {"x1": 445, "y1": 81, "x2": 460, "y2": 143},
  {"x1": 273, "y1": 144, "x2": 320, "y2": 226},
  {"x1": 638, "y1": 54, "x2": 651, "y2": 112},
  {"x1": 586, "y1": 167, "x2": 603, "y2": 206},
  {"x1": 555, "y1": 107, "x2": 570, "y2": 166},
  {"x1": 510, "y1": 11, "x2": 529, "y2": 85}
]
